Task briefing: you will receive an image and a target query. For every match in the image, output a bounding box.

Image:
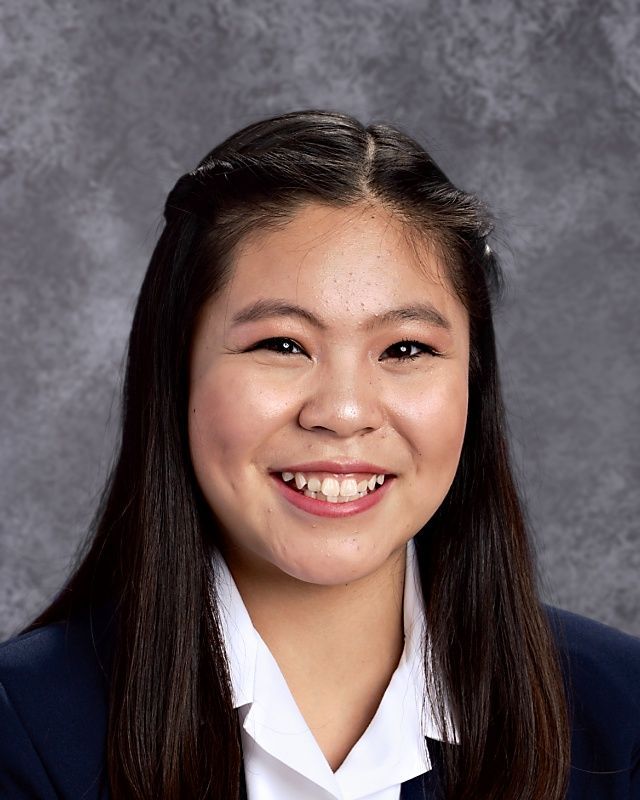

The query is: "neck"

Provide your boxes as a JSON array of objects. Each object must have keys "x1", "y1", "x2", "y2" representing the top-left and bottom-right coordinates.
[
  {"x1": 222, "y1": 543, "x2": 408, "y2": 771},
  {"x1": 223, "y1": 544, "x2": 407, "y2": 692}
]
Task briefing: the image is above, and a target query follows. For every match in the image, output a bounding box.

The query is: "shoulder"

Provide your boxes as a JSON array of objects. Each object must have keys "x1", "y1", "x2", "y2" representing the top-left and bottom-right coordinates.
[
  {"x1": 543, "y1": 604, "x2": 640, "y2": 794},
  {"x1": 543, "y1": 603, "x2": 640, "y2": 704},
  {"x1": 0, "y1": 603, "x2": 115, "y2": 799},
  {"x1": 0, "y1": 601, "x2": 115, "y2": 700}
]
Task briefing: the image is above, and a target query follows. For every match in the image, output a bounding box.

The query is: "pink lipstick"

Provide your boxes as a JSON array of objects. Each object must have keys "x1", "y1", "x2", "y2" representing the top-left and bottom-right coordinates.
[{"x1": 270, "y1": 472, "x2": 394, "y2": 518}]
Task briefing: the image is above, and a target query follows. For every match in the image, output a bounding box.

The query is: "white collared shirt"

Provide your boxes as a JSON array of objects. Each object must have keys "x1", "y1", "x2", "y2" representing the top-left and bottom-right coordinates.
[{"x1": 212, "y1": 538, "x2": 458, "y2": 800}]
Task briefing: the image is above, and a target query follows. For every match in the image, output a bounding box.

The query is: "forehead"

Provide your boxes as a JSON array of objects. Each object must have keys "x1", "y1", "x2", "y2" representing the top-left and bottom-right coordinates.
[{"x1": 219, "y1": 201, "x2": 468, "y2": 334}]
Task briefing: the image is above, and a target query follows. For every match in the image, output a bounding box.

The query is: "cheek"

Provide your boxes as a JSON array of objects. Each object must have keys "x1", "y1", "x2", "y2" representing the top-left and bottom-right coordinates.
[
  {"x1": 428, "y1": 382, "x2": 468, "y2": 469},
  {"x1": 188, "y1": 367, "x2": 296, "y2": 473},
  {"x1": 394, "y1": 373, "x2": 468, "y2": 468}
]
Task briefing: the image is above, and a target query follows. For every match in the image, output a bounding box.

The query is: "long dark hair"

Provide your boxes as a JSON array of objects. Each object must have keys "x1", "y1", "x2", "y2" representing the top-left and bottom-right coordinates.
[{"x1": 24, "y1": 110, "x2": 571, "y2": 799}]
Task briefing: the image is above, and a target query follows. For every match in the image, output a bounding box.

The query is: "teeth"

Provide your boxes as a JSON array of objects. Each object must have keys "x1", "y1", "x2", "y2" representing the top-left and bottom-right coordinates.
[
  {"x1": 338, "y1": 494, "x2": 360, "y2": 503},
  {"x1": 321, "y1": 477, "x2": 341, "y2": 497},
  {"x1": 339, "y1": 478, "x2": 358, "y2": 497},
  {"x1": 281, "y1": 470, "x2": 389, "y2": 503}
]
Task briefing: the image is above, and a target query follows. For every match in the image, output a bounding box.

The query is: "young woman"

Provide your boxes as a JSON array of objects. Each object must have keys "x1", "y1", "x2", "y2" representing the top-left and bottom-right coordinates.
[{"x1": 0, "y1": 110, "x2": 638, "y2": 800}]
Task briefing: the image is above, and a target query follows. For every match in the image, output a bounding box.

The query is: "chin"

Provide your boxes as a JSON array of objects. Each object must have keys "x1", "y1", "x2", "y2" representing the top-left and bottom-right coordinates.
[{"x1": 269, "y1": 540, "x2": 391, "y2": 587}]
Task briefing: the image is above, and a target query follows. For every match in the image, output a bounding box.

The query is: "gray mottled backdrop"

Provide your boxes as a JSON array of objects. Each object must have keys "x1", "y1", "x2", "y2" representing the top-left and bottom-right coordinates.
[{"x1": 1, "y1": 0, "x2": 638, "y2": 639}]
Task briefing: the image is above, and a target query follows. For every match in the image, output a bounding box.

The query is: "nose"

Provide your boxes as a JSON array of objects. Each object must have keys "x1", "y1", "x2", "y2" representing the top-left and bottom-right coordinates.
[{"x1": 297, "y1": 355, "x2": 384, "y2": 437}]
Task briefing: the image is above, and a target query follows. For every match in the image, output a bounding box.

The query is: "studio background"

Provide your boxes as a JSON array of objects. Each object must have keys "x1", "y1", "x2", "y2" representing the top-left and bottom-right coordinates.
[{"x1": 1, "y1": 0, "x2": 638, "y2": 639}]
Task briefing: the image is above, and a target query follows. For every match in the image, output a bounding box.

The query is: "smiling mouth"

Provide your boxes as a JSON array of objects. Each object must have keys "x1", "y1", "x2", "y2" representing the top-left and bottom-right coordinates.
[{"x1": 275, "y1": 470, "x2": 387, "y2": 504}]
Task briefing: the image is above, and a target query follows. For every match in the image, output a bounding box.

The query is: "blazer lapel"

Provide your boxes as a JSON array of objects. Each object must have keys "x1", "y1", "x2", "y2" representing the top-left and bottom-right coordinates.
[{"x1": 400, "y1": 736, "x2": 445, "y2": 799}]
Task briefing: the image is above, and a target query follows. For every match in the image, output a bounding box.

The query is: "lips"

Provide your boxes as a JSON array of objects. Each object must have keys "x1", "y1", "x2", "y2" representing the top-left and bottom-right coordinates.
[{"x1": 270, "y1": 470, "x2": 395, "y2": 518}]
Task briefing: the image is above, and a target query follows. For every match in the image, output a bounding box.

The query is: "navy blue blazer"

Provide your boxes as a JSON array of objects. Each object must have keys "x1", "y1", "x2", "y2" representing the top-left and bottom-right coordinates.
[{"x1": 0, "y1": 603, "x2": 638, "y2": 799}]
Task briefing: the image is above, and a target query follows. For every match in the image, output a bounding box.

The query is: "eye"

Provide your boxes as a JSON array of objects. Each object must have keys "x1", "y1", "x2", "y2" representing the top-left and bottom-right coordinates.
[
  {"x1": 246, "y1": 337, "x2": 307, "y2": 356},
  {"x1": 245, "y1": 337, "x2": 440, "y2": 361},
  {"x1": 380, "y1": 340, "x2": 440, "y2": 362}
]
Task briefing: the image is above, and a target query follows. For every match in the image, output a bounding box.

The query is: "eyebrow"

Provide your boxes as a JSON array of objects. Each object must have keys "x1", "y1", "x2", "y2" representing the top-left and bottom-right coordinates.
[{"x1": 230, "y1": 298, "x2": 452, "y2": 332}]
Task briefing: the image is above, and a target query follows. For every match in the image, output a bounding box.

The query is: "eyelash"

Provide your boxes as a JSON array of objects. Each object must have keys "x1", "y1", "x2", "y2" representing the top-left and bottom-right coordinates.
[{"x1": 247, "y1": 337, "x2": 441, "y2": 362}]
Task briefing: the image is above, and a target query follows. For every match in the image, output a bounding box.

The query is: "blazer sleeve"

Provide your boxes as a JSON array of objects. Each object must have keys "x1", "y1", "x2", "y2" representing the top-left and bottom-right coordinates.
[
  {"x1": 0, "y1": 605, "x2": 115, "y2": 800},
  {"x1": 544, "y1": 605, "x2": 640, "y2": 799},
  {"x1": 0, "y1": 679, "x2": 58, "y2": 799}
]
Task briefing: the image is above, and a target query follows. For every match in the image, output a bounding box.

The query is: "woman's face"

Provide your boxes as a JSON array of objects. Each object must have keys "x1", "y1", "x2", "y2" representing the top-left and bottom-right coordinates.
[{"x1": 188, "y1": 201, "x2": 469, "y2": 586}]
